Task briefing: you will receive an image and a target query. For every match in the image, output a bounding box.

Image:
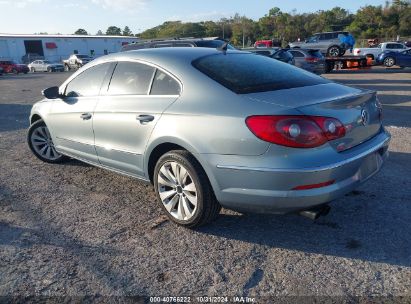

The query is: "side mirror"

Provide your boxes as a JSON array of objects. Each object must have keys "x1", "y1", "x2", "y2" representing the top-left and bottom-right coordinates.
[{"x1": 42, "y1": 86, "x2": 61, "y2": 99}]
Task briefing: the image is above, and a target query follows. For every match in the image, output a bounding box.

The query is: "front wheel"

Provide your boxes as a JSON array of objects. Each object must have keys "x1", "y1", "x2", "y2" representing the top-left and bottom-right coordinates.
[
  {"x1": 153, "y1": 150, "x2": 221, "y2": 227},
  {"x1": 383, "y1": 57, "x2": 395, "y2": 67},
  {"x1": 27, "y1": 119, "x2": 67, "y2": 163}
]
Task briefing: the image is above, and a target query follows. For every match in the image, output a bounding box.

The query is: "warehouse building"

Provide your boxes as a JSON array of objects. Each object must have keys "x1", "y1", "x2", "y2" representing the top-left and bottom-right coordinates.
[{"x1": 0, "y1": 34, "x2": 138, "y2": 63}]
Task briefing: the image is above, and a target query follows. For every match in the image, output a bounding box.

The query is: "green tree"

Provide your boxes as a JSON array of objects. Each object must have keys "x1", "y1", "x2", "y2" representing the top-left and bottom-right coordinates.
[
  {"x1": 74, "y1": 28, "x2": 88, "y2": 35},
  {"x1": 96, "y1": 30, "x2": 104, "y2": 35},
  {"x1": 123, "y1": 26, "x2": 132, "y2": 36},
  {"x1": 106, "y1": 26, "x2": 122, "y2": 36}
]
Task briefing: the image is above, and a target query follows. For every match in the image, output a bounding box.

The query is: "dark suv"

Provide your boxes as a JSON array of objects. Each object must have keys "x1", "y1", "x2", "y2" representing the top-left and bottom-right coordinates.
[
  {"x1": 289, "y1": 31, "x2": 349, "y2": 57},
  {"x1": 121, "y1": 37, "x2": 235, "y2": 52}
]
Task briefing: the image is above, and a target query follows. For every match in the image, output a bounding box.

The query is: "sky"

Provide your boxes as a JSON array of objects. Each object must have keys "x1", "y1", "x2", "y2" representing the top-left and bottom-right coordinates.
[{"x1": 0, "y1": 0, "x2": 390, "y2": 35}]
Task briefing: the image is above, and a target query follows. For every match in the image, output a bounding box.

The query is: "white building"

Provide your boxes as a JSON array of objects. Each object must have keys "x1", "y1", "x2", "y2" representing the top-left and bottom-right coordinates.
[{"x1": 0, "y1": 34, "x2": 139, "y2": 63}]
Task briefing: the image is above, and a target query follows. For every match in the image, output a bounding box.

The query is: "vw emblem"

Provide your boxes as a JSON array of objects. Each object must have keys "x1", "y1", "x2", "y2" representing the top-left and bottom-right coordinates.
[{"x1": 360, "y1": 109, "x2": 369, "y2": 126}]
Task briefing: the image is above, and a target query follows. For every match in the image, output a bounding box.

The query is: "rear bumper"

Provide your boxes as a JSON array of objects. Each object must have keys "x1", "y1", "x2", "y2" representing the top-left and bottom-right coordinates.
[{"x1": 203, "y1": 130, "x2": 390, "y2": 214}]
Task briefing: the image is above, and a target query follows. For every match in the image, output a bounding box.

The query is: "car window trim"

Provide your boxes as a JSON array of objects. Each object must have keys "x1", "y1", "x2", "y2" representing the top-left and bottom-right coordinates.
[
  {"x1": 63, "y1": 62, "x2": 112, "y2": 98},
  {"x1": 104, "y1": 59, "x2": 183, "y2": 97}
]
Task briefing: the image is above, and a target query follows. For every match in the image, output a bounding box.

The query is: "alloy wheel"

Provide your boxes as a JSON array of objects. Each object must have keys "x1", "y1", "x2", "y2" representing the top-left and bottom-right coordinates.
[
  {"x1": 384, "y1": 57, "x2": 395, "y2": 67},
  {"x1": 157, "y1": 161, "x2": 197, "y2": 221},
  {"x1": 30, "y1": 125, "x2": 61, "y2": 161}
]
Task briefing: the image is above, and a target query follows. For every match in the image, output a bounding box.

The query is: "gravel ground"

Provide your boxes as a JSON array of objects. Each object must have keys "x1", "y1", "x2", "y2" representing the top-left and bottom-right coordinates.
[{"x1": 0, "y1": 68, "x2": 410, "y2": 301}]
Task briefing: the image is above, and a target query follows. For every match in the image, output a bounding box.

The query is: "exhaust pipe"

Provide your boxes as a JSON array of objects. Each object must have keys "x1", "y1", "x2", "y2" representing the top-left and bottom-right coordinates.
[{"x1": 299, "y1": 205, "x2": 331, "y2": 220}]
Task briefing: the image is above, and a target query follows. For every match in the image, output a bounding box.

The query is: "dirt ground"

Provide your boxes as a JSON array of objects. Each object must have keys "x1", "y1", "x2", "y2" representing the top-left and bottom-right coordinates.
[{"x1": 0, "y1": 67, "x2": 410, "y2": 302}]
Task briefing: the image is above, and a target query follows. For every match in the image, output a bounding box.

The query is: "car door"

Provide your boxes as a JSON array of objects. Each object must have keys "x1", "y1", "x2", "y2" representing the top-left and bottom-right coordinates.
[
  {"x1": 93, "y1": 61, "x2": 181, "y2": 177},
  {"x1": 46, "y1": 62, "x2": 112, "y2": 163},
  {"x1": 396, "y1": 50, "x2": 411, "y2": 66},
  {"x1": 36, "y1": 60, "x2": 44, "y2": 71}
]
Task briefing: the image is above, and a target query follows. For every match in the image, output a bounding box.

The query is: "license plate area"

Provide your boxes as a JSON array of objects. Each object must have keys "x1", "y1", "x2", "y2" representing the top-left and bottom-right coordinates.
[{"x1": 359, "y1": 152, "x2": 383, "y2": 180}]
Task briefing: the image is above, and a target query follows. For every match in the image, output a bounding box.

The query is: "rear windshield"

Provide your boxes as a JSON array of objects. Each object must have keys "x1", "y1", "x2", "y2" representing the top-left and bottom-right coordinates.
[
  {"x1": 192, "y1": 53, "x2": 329, "y2": 94},
  {"x1": 307, "y1": 50, "x2": 323, "y2": 58},
  {"x1": 195, "y1": 40, "x2": 235, "y2": 50}
]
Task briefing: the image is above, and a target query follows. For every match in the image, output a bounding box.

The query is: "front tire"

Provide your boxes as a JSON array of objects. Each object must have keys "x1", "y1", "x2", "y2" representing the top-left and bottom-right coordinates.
[
  {"x1": 153, "y1": 150, "x2": 221, "y2": 227},
  {"x1": 383, "y1": 57, "x2": 395, "y2": 67},
  {"x1": 27, "y1": 119, "x2": 67, "y2": 163}
]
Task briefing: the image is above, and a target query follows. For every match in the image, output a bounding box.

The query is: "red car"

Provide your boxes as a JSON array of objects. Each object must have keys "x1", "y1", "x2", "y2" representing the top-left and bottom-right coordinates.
[{"x1": 0, "y1": 60, "x2": 29, "y2": 74}]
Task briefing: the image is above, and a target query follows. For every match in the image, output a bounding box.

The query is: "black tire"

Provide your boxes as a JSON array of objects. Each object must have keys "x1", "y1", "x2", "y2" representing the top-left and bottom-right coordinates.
[
  {"x1": 339, "y1": 49, "x2": 346, "y2": 57},
  {"x1": 64, "y1": 64, "x2": 70, "y2": 72},
  {"x1": 383, "y1": 56, "x2": 395, "y2": 67},
  {"x1": 327, "y1": 45, "x2": 341, "y2": 57},
  {"x1": 12, "y1": 68, "x2": 18, "y2": 74},
  {"x1": 27, "y1": 119, "x2": 67, "y2": 164},
  {"x1": 47, "y1": 67, "x2": 52, "y2": 72},
  {"x1": 30, "y1": 67, "x2": 35, "y2": 73},
  {"x1": 153, "y1": 150, "x2": 221, "y2": 227}
]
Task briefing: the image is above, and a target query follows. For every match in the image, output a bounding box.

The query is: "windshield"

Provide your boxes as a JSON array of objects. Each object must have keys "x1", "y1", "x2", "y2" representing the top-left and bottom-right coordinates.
[{"x1": 192, "y1": 53, "x2": 329, "y2": 94}]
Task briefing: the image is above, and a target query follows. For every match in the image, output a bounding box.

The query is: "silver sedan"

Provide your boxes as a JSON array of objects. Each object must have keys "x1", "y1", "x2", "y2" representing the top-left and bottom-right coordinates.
[
  {"x1": 27, "y1": 48, "x2": 390, "y2": 227},
  {"x1": 28, "y1": 60, "x2": 64, "y2": 72}
]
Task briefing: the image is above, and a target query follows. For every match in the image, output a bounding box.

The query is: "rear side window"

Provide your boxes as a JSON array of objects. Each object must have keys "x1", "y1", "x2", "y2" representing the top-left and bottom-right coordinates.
[
  {"x1": 192, "y1": 53, "x2": 329, "y2": 94},
  {"x1": 108, "y1": 62, "x2": 155, "y2": 95},
  {"x1": 65, "y1": 63, "x2": 111, "y2": 97},
  {"x1": 150, "y1": 70, "x2": 181, "y2": 95}
]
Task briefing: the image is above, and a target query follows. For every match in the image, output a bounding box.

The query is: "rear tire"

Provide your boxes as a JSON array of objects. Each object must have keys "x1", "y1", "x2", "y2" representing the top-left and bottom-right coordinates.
[
  {"x1": 327, "y1": 45, "x2": 341, "y2": 57},
  {"x1": 30, "y1": 67, "x2": 35, "y2": 73},
  {"x1": 153, "y1": 150, "x2": 221, "y2": 227},
  {"x1": 47, "y1": 67, "x2": 52, "y2": 72},
  {"x1": 64, "y1": 64, "x2": 70, "y2": 72},
  {"x1": 27, "y1": 119, "x2": 67, "y2": 164}
]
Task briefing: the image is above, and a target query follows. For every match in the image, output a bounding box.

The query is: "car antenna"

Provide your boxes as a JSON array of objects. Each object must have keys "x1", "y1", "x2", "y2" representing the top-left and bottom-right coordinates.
[{"x1": 217, "y1": 42, "x2": 228, "y2": 54}]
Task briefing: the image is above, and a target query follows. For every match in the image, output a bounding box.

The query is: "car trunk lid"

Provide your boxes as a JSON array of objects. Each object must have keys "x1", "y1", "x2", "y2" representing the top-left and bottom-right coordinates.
[{"x1": 243, "y1": 83, "x2": 382, "y2": 151}]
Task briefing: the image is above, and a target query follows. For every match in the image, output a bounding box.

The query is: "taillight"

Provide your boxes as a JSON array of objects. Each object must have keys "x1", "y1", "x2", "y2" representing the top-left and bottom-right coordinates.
[
  {"x1": 305, "y1": 57, "x2": 319, "y2": 63},
  {"x1": 245, "y1": 115, "x2": 345, "y2": 148}
]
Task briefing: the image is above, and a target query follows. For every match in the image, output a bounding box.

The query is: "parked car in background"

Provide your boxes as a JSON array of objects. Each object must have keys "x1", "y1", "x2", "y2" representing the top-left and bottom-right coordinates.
[
  {"x1": 288, "y1": 49, "x2": 326, "y2": 74},
  {"x1": 121, "y1": 37, "x2": 235, "y2": 52},
  {"x1": 28, "y1": 60, "x2": 65, "y2": 72},
  {"x1": 27, "y1": 48, "x2": 390, "y2": 227},
  {"x1": 289, "y1": 31, "x2": 349, "y2": 57},
  {"x1": 0, "y1": 60, "x2": 29, "y2": 74},
  {"x1": 245, "y1": 48, "x2": 295, "y2": 65},
  {"x1": 376, "y1": 49, "x2": 411, "y2": 67},
  {"x1": 0, "y1": 66, "x2": 3, "y2": 75},
  {"x1": 63, "y1": 54, "x2": 93, "y2": 71},
  {"x1": 353, "y1": 42, "x2": 409, "y2": 59}
]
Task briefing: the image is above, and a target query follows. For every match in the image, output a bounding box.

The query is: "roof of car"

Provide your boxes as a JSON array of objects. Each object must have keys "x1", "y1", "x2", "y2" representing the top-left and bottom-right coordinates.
[{"x1": 91, "y1": 47, "x2": 245, "y2": 75}]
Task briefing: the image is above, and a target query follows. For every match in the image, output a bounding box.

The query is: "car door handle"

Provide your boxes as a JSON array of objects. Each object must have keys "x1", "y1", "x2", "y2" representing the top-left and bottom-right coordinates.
[
  {"x1": 136, "y1": 114, "x2": 155, "y2": 124},
  {"x1": 80, "y1": 113, "x2": 92, "y2": 120}
]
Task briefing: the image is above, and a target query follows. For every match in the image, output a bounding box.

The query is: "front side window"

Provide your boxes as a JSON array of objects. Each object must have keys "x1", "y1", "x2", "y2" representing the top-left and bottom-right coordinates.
[
  {"x1": 108, "y1": 62, "x2": 155, "y2": 95},
  {"x1": 65, "y1": 63, "x2": 111, "y2": 97},
  {"x1": 150, "y1": 69, "x2": 180, "y2": 95},
  {"x1": 193, "y1": 53, "x2": 329, "y2": 94}
]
